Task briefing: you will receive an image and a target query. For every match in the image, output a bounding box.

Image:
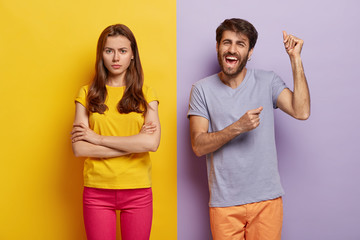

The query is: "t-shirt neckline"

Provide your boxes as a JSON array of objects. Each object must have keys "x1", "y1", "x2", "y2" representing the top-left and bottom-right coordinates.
[{"x1": 217, "y1": 68, "x2": 251, "y2": 91}]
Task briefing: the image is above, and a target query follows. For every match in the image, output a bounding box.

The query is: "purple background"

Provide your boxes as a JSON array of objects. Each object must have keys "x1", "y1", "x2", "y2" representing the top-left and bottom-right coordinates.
[{"x1": 177, "y1": 0, "x2": 360, "y2": 239}]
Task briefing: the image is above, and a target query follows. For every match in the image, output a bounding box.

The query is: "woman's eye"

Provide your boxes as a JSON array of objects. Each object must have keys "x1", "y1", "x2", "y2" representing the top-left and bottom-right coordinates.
[
  {"x1": 120, "y1": 50, "x2": 126, "y2": 53},
  {"x1": 105, "y1": 49, "x2": 112, "y2": 54}
]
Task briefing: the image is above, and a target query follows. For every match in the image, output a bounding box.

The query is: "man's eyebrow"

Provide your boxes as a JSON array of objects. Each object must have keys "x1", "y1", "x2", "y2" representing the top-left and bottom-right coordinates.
[{"x1": 236, "y1": 40, "x2": 247, "y2": 45}]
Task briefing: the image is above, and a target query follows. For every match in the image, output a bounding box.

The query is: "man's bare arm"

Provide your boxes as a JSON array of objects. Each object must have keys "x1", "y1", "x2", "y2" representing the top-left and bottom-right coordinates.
[
  {"x1": 190, "y1": 107, "x2": 263, "y2": 157},
  {"x1": 277, "y1": 31, "x2": 310, "y2": 120}
]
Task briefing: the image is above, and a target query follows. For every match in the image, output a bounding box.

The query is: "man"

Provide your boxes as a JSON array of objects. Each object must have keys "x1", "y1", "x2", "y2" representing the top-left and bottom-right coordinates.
[{"x1": 188, "y1": 18, "x2": 310, "y2": 240}]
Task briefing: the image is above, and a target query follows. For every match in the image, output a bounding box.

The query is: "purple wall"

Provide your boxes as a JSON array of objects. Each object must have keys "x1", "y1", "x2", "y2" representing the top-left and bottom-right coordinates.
[{"x1": 177, "y1": 1, "x2": 360, "y2": 239}]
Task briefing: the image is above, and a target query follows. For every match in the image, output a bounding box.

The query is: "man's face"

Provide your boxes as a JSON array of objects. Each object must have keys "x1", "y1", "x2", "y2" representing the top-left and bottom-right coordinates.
[{"x1": 217, "y1": 30, "x2": 253, "y2": 77}]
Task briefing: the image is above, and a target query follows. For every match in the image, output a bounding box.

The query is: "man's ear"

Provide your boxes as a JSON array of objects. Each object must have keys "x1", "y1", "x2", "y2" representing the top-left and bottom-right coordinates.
[
  {"x1": 216, "y1": 42, "x2": 219, "y2": 53},
  {"x1": 248, "y1": 48, "x2": 254, "y2": 60}
]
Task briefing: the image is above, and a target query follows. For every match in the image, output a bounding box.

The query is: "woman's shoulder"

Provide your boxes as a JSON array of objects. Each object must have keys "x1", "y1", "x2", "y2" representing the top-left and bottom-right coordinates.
[
  {"x1": 142, "y1": 84, "x2": 158, "y2": 102},
  {"x1": 75, "y1": 85, "x2": 90, "y2": 105},
  {"x1": 142, "y1": 84, "x2": 156, "y2": 94},
  {"x1": 76, "y1": 84, "x2": 91, "y2": 97},
  {"x1": 79, "y1": 84, "x2": 90, "y2": 92},
  {"x1": 142, "y1": 83, "x2": 154, "y2": 90}
]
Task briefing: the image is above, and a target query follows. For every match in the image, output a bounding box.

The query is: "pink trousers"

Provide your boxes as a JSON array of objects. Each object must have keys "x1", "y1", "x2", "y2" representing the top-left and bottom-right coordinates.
[{"x1": 83, "y1": 187, "x2": 153, "y2": 240}]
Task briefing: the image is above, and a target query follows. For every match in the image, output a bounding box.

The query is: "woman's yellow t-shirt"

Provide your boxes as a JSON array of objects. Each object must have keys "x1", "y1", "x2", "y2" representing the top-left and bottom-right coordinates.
[{"x1": 75, "y1": 84, "x2": 158, "y2": 189}]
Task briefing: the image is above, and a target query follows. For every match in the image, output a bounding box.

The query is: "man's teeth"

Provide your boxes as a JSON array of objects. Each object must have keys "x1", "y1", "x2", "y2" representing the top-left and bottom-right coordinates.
[{"x1": 226, "y1": 56, "x2": 238, "y2": 60}]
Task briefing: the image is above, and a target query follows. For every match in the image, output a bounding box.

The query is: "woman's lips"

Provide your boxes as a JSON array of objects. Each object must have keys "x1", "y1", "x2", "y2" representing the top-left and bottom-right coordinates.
[{"x1": 111, "y1": 65, "x2": 121, "y2": 69}]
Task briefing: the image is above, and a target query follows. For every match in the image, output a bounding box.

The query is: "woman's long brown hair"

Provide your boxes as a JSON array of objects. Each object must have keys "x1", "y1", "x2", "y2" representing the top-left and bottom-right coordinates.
[{"x1": 87, "y1": 24, "x2": 148, "y2": 115}]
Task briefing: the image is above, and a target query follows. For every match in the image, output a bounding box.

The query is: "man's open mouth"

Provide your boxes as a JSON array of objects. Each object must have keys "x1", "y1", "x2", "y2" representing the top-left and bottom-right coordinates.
[{"x1": 225, "y1": 56, "x2": 239, "y2": 65}]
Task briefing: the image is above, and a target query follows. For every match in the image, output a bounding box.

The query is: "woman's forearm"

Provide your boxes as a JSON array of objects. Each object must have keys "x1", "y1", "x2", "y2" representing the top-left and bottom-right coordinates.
[
  {"x1": 72, "y1": 140, "x2": 128, "y2": 158},
  {"x1": 99, "y1": 131, "x2": 160, "y2": 153}
]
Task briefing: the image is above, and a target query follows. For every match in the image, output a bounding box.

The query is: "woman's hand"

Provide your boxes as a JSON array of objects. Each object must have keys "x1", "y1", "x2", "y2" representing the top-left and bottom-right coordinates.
[
  {"x1": 71, "y1": 123, "x2": 102, "y2": 145},
  {"x1": 140, "y1": 121, "x2": 157, "y2": 134}
]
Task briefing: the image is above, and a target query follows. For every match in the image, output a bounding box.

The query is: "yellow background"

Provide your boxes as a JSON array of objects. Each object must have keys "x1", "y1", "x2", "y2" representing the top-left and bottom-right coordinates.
[{"x1": 0, "y1": 0, "x2": 176, "y2": 239}]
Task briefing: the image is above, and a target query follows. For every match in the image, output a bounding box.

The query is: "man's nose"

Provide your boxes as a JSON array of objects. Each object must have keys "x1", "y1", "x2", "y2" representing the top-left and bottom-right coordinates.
[{"x1": 228, "y1": 44, "x2": 237, "y2": 53}]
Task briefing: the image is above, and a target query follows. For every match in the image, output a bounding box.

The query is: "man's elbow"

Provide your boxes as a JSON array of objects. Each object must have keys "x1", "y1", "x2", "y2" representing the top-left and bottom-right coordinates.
[
  {"x1": 294, "y1": 111, "x2": 310, "y2": 120},
  {"x1": 297, "y1": 114, "x2": 310, "y2": 120},
  {"x1": 192, "y1": 145, "x2": 205, "y2": 157}
]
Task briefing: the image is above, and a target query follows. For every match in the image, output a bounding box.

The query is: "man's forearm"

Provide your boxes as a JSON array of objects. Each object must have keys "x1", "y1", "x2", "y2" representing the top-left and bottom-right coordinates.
[
  {"x1": 190, "y1": 107, "x2": 262, "y2": 157},
  {"x1": 290, "y1": 56, "x2": 310, "y2": 119},
  {"x1": 192, "y1": 122, "x2": 240, "y2": 157}
]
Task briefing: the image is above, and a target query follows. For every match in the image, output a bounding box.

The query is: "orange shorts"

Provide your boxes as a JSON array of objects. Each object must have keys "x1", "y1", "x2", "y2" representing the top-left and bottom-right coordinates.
[{"x1": 209, "y1": 197, "x2": 283, "y2": 240}]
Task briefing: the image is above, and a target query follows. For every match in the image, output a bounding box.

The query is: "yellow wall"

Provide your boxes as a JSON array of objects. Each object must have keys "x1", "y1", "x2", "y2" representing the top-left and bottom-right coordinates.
[{"x1": 0, "y1": 0, "x2": 176, "y2": 239}]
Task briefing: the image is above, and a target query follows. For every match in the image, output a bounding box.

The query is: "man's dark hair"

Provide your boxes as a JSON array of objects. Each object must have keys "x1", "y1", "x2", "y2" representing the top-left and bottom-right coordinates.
[{"x1": 216, "y1": 18, "x2": 258, "y2": 50}]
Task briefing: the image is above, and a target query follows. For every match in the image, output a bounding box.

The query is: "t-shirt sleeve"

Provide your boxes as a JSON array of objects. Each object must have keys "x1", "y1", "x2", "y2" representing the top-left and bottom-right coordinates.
[
  {"x1": 145, "y1": 85, "x2": 159, "y2": 104},
  {"x1": 187, "y1": 84, "x2": 209, "y2": 120},
  {"x1": 75, "y1": 85, "x2": 88, "y2": 108},
  {"x1": 271, "y1": 73, "x2": 287, "y2": 109}
]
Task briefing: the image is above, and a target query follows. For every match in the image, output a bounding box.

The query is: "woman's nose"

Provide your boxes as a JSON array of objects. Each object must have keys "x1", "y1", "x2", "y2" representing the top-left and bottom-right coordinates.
[{"x1": 113, "y1": 51, "x2": 120, "y2": 61}]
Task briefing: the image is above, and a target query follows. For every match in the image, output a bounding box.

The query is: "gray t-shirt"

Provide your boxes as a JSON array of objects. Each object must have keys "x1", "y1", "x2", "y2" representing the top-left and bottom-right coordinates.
[{"x1": 188, "y1": 69, "x2": 287, "y2": 207}]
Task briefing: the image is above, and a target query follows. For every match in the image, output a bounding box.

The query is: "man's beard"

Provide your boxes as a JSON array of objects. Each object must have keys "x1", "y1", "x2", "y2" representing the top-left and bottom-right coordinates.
[{"x1": 217, "y1": 51, "x2": 249, "y2": 77}]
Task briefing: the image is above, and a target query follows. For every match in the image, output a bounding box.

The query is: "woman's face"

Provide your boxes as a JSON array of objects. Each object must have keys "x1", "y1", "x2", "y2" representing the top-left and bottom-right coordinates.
[{"x1": 102, "y1": 35, "x2": 134, "y2": 78}]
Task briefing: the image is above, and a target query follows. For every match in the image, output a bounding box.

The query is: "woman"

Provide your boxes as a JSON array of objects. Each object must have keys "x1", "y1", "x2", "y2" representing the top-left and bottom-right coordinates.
[{"x1": 71, "y1": 24, "x2": 160, "y2": 240}]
